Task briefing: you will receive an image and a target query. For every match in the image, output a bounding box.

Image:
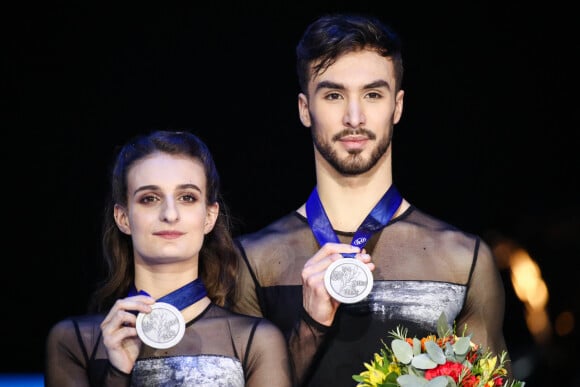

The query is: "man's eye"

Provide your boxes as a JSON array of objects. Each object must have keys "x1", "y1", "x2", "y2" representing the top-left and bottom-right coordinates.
[
  {"x1": 366, "y1": 92, "x2": 382, "y2": 99},
  {"x1": 325, "y1": 92, "x2": 343, "y2": 100}
]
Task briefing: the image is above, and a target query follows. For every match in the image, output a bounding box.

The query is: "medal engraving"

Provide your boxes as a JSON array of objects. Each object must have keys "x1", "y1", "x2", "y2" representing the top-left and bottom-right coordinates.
[
  {"x1": 324, "y1": 258, "x2": 373, "y2": 303},
  {"x1": 136, "y1": 302, "x2": 185, "y2": 349}
]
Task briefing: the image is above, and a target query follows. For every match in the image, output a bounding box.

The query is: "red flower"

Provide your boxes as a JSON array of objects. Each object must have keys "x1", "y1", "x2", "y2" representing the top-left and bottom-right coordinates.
[
  {"x1": 424, "y1": 361, "x2": 465, "y2": 382},
  {"x1": 461, "y1": 375, "x2": 480, "y2": 387}
]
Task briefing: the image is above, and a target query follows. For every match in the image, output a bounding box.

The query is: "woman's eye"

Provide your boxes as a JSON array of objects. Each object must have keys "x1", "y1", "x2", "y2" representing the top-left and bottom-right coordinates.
[
  {"x1": 181, "y1": 194, "x2": 198, "y2": 203},
  {"x1": 140, "y1": 195, "x2": 158, "y2": 204}
]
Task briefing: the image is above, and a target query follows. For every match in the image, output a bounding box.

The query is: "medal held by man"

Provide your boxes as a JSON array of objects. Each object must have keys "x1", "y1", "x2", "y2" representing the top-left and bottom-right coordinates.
[{"x1": 307, "y1": 185, "x2": 402, "y2": 304}]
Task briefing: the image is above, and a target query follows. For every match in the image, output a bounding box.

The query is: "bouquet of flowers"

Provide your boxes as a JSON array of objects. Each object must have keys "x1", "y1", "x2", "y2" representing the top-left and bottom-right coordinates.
[{"x1": 352, "y1": 313, "x2": 525, "y2": 387}]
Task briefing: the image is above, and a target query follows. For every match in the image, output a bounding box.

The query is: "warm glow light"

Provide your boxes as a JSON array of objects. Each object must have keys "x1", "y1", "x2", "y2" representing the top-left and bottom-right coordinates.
[
  {"x1": 509, "y1": 251, "x2": 549, "y2": 309},
  {"x1": 492, "y1": 239, "x2": 555, "y2": 345},
  {"x1": 555, "y1": 311, "x2": 575, "y2": 336},
  {"x1": 525, "y1": 308, "x2": 551, "y2": 344}
]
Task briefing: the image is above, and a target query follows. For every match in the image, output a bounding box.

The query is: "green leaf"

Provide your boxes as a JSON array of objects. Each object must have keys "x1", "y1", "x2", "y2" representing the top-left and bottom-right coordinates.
[
  {"x1": 397, "y1": 374, "x2": 428, "y2": 386},
  {"x1": 426, "y1": 376, "x2": 455, "y2": 387},
  {"x1": 436, "y1": 312, "x2": 451, "y2": 337},
  {"x1": 425, "y1": 341, "x2": 446, "y2": 364},
  {"x1": 411, "y1": 353, "x2": 438, "y2": 369},
  {"x1": 392, "y1": 339, "x2": 414, "y2": 364},
  {"x1": 443, "y1": 342, "x2": 455, "y2": 360},
  {"x1": 412, "y1": 338, "x2": 422, "y2": 356},
  {"x1": 453, "y1": 336, "x2": 471, "y2": 356}
]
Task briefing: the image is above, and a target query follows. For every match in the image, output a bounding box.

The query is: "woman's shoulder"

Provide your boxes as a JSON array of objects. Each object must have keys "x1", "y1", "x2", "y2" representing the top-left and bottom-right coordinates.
[
  {"x1": 47, "y1": 314, "x2": 105, "y2": 354},
  {"x1": 49, "y1": 313, "x2": 104, "y2": 330}
]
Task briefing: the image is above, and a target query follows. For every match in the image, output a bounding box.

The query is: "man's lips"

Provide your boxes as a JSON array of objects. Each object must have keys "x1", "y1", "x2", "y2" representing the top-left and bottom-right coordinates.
[{"x1": 339, "y1": 135, "x2": 369, "y2": 150}]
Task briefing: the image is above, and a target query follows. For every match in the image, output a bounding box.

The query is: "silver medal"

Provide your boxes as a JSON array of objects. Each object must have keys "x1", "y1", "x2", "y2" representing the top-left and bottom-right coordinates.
[
  {"x1": 136, "y1": 302, "x2": 186, "y2": 349},
  {"x1": 324, "y1": 258, "x2": 373, "y2": 303}
]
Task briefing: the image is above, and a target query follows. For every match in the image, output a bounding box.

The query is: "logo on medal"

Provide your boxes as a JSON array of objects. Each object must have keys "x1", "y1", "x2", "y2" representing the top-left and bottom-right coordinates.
[
  {"x1": 324, "y1": 258, "x2": 373, "y2": 304},
  {"x1": 136, "y1": 302, "x2": 186, "y2": 349}
]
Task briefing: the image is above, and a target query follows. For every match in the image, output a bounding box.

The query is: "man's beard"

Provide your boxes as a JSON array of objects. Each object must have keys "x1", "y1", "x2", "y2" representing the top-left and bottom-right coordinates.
[{"x1": 312, "y1": 126, "x2": 393, "y2": 176}]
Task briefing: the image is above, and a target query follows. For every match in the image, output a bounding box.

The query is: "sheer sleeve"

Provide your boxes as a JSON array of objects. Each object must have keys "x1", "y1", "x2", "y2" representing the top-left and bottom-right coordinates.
[
  {"x1": 45, "y1": 317, "x2": 131, "y2": 387},
  {"x1": 288, "y1": 308, "x2": 329, "y2": 386},
  {"x1": 232, "y1": 239, "x2": 262, "y2": 317},
  {"x1": 456, "y1": 238, "x2": 512, "y2": 376},
  {"x1": 244, "y1": 319, "x2": 294, "y2": 387}
]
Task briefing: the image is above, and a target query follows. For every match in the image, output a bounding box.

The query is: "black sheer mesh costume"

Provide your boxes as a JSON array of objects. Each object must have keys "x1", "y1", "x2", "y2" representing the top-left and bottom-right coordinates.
[
  {"x1": 46, "y1": 303, "x2": 293, "y2": 387},
  {"x1": 232, "y1": 206, "x2": 507, "y2": 387}
]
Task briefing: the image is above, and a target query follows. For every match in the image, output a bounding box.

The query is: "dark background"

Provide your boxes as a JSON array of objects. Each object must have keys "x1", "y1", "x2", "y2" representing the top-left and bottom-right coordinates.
[{"x1": 3, "y1": 2, "x2": 579, "y2": 386}]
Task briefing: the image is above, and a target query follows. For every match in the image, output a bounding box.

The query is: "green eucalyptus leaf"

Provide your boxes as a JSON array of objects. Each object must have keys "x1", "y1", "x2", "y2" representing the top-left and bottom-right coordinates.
[
  {"x1": 453, "y1": 336, "x2": 471, "y2": 356},
  {"x1": 392, "y1": 339, "x2": 413, "y2": 364},
  {"x1": 411, "y1": 353, "x2": 438, "y2": 369},
  {"x1": 436, "y1": 312, "x2": 451, "y2": 337},
  {"x1": 444, "y1": 342, "x2": 455, "y2": 360},
  {"x1": 397, "y1": 374, "x2": 428, "y2": 386},
  {"x1": 426, "y1": 376, "x2": 454, "y2": 387},
  {"x1": 413, "y1": 338, "x2": 422, "y2": 356},
  {"x1": 425, "y1": 341, "x2": 446, "y2": 364}
]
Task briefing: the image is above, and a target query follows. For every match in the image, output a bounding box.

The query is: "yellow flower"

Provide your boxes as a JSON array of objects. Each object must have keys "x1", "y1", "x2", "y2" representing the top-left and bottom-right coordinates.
[
  {"x1": 353, "y1": 313, "x2": 525, "y2": 387},
  {"x1": 356, "y1": 367, "x2": 386, "y2": 387},
  {"x1": 387, "y1": 361, "x2": 400, "y2": 374},
  {"x1": 481, "y1": 355, "x2": 498, "y2": 373}
]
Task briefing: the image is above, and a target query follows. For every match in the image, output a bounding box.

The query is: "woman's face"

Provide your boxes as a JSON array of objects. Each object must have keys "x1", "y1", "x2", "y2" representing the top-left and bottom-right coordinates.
[{"x1": 114, "y1": 151, "x2": 218, "y2": 266}]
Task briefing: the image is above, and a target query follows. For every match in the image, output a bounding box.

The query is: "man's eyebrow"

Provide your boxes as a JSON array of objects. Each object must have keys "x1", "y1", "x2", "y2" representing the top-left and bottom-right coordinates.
[
  {"x1": 315, "y1": 79, "x2": 391, "y2": 93},
  {"x1": 364, "y1": 80, "x2": 390, "y2": 90},
  {"x1": 315, "y1": 80, "x2": 344, "y2": 92}
]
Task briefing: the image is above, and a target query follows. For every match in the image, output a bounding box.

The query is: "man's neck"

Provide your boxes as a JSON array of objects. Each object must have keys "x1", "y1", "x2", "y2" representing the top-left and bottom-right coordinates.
[{"x1": 317, "y1": 175, "x2": 394, "y2": 232}]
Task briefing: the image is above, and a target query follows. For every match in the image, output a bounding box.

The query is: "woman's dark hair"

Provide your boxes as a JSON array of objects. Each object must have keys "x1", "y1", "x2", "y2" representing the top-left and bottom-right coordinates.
[
  {"x1": 89, "y1": 130, "x2": 238, "y2": 312},
  {"x1": 296, "y1": 13, "x2": 404, "y2": 94}
]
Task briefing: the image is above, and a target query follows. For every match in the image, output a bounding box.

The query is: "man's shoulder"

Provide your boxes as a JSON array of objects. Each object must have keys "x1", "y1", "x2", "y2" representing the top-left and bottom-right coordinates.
[
  {"x1": 405, "y1": 206, "x2": 474, "y2": 235},
  {"x1": 237, "y1": 211, "x2": 308, "y2": 245},
  {"x1": 403, "y1": 206, "x2": 482, "y2": 251}
]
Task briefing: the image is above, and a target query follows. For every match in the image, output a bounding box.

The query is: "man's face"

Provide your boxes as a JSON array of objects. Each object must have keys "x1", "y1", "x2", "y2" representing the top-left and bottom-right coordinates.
[{"x1": 298, "y1": 49, "x2": 404, "y2": 175}]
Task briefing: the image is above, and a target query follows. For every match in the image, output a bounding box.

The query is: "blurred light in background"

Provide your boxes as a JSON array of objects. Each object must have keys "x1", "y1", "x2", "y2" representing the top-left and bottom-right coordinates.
[{"x1": 492, "y1": 237, "x2": 576, "y2": 382}]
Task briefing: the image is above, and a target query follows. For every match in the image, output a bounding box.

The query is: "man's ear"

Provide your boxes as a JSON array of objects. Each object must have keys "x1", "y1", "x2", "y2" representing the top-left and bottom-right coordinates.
[
  {"x1": 204, "y1": 202, "x2": 219, "y2": 234},
  {"x1": 113, "y1": 204, "x2": 131, "y2": 235},
  {"x1": 298, "y1": 93, "x2": 312, "y2": 127},
  {"x1": 393, "y1": 89, "x2": 404, "y2": 125}
]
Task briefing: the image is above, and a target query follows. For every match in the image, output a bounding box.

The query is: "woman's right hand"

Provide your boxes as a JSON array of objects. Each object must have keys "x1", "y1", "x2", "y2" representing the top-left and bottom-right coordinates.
[{"x1": 100, "y1": 295, "x2": 155, "y2": 373}]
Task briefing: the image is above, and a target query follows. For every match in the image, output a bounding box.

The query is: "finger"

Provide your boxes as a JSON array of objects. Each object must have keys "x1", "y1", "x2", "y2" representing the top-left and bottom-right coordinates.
[
  {"x1": 356, "y1": 253, "x2": 375, "y2": 272},
  {"x1": 102, "y1": 323, "x2": 139, "y2": 351},
  {"x1": 101, "y1": 310, "x2": 138, "y2": 335},
  {"x1": 101, "y1": 296, "x2": 154, "y2": 327}
]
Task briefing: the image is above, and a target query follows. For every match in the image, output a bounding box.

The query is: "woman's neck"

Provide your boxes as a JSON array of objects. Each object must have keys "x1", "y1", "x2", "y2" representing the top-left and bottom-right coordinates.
[{"x1": 133, "y1": 261, "x2": 199, "y2": 299}]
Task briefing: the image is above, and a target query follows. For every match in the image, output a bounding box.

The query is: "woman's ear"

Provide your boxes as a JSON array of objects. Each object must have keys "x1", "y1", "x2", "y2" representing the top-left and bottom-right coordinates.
[
  {"x1": 204, "y1": 202, "x2": 219, "y2": 234},
  {"x1": 113, "y1": 204, "x2": 131, "y2": 235}
]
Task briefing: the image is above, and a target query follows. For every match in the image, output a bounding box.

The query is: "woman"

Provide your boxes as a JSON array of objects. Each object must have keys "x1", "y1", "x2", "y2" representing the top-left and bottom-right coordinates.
[{"x1": 46, "y1": 130, "x2": 293, "y2": 386}]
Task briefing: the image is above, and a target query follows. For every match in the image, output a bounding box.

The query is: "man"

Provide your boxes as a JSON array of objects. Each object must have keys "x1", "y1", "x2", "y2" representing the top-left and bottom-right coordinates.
[{"x1": 232, "y1": 13, "x2": 510, "y2": 386}]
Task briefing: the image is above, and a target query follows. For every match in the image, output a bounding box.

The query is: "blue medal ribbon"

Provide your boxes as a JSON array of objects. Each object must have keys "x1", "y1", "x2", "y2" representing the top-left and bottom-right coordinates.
[
  {"x1": 128, "y1": 278, "x2": 208, "y2": 311},
  {"x1": 306, "y1": 185, "x2": 402, "y2": 257}
]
